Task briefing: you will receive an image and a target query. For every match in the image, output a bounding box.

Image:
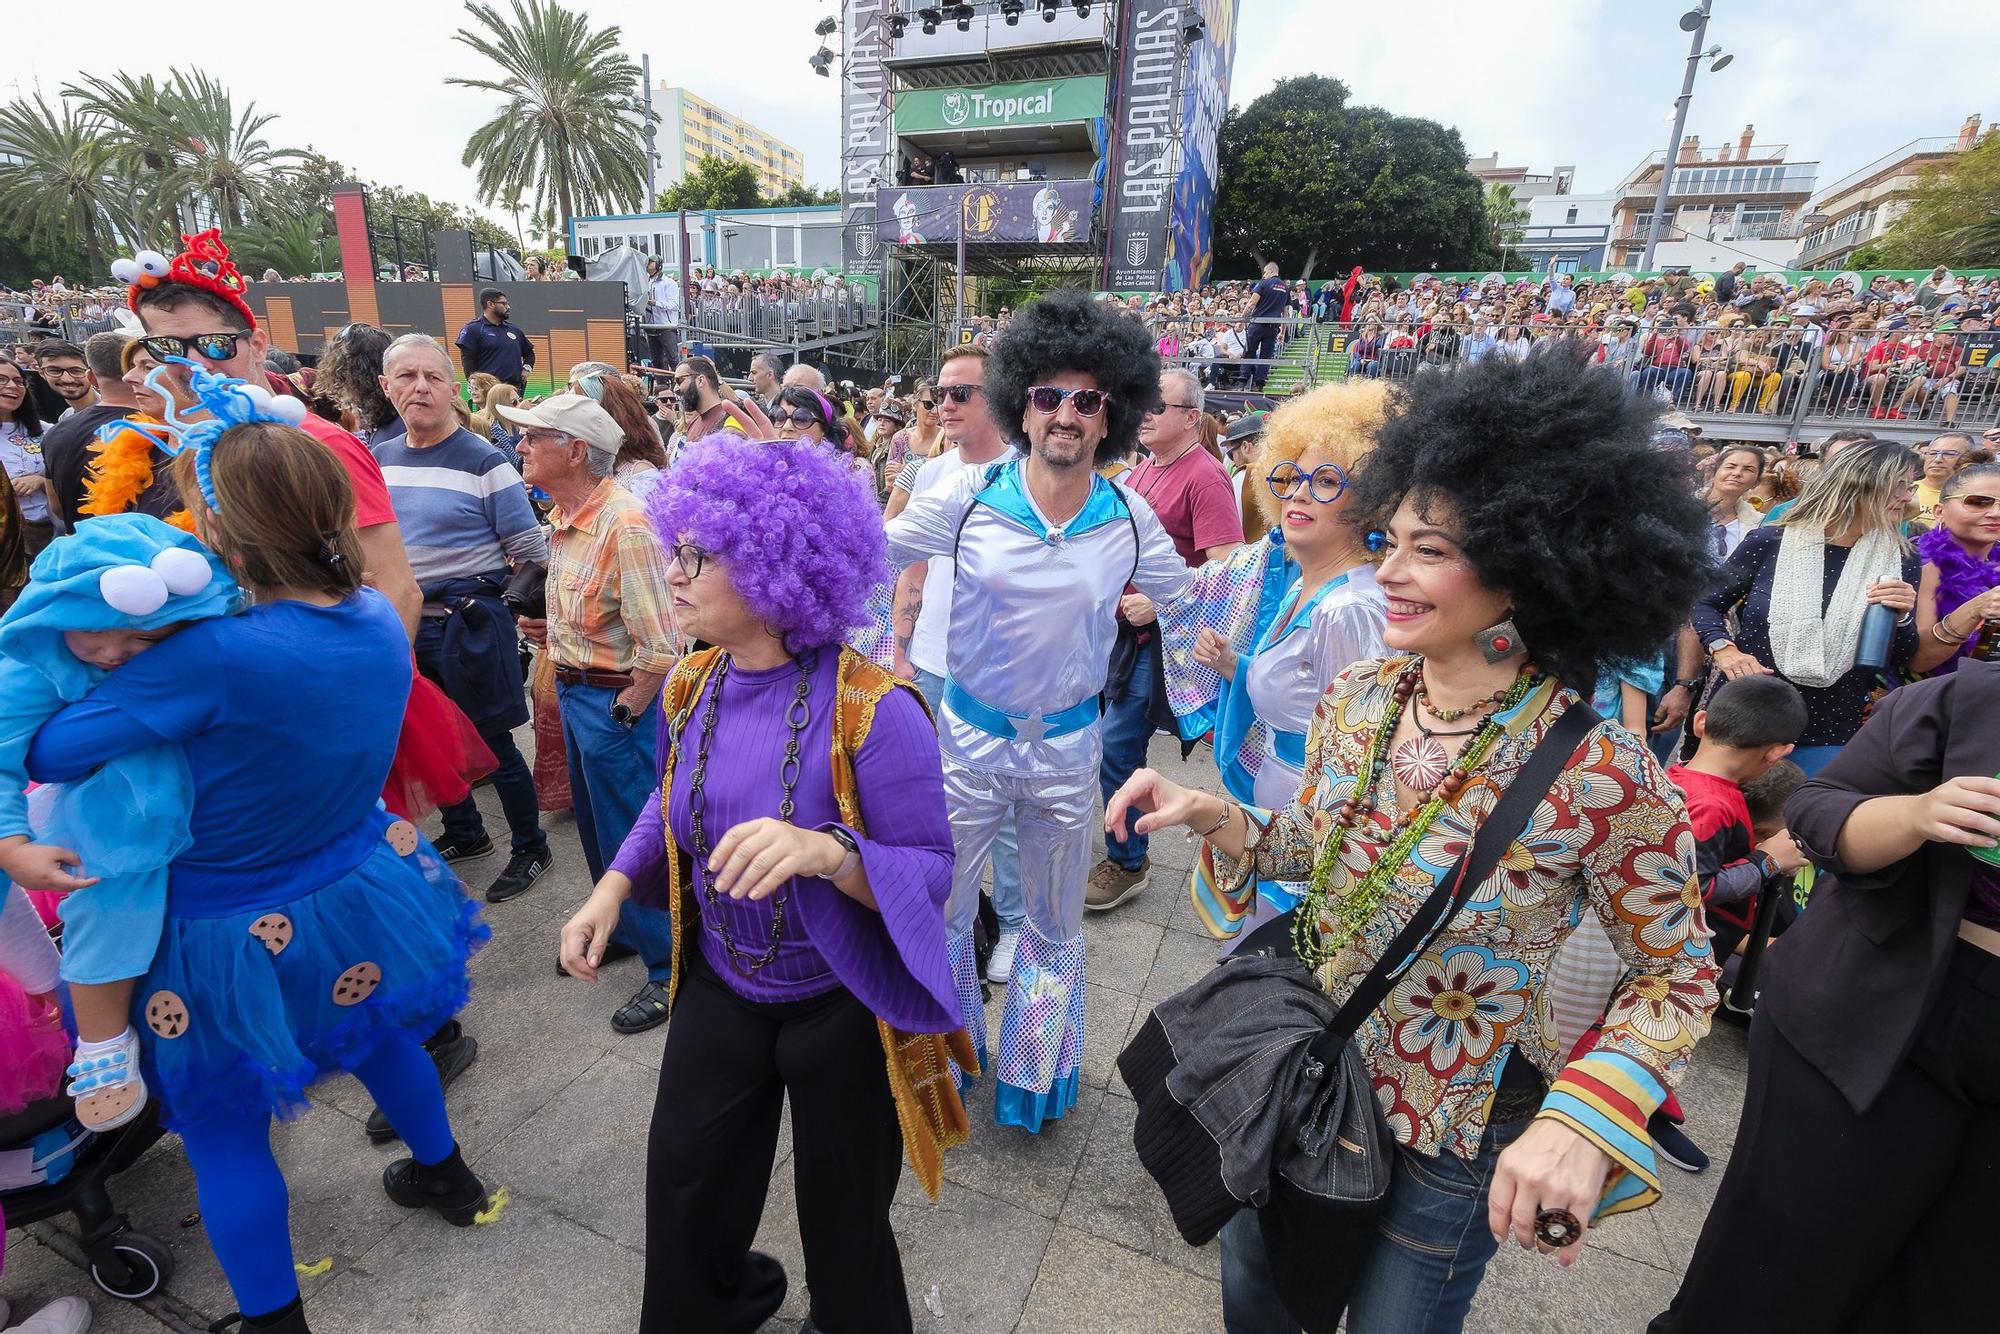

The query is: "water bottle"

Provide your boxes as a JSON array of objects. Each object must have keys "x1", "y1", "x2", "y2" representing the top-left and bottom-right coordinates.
[{"x1": 1854, "y1": 602, "x2": 1896, "y2": 670}]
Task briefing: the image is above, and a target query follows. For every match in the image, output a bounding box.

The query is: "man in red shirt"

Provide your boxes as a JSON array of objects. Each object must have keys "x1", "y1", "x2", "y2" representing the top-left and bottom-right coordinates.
[{"x1": 1089, "y1": 367, "x2": 1241, "y2": 910}]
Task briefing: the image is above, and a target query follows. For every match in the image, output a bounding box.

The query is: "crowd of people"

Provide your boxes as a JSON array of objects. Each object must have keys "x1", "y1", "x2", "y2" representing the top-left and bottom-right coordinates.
[{"x1": 0, "y1": 227, "x2": 1996, "y2": 1334}]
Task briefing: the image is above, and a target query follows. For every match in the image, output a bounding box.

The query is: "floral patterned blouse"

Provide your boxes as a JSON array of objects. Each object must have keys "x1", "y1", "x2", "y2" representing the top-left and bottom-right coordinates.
[{"x1": 1223, "y1": 656, "x2": 1720, "y2": 1217}]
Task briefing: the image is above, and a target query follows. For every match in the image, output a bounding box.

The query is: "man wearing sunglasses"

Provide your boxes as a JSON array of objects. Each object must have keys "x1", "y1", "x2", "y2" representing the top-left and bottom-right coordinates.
[
  {"x1": 1090, "y1": 369, "x2": 1241, "y2": 913},
  {"x1": 131, "y1": 242, "x2": 425, "y2": 642},
  {"x1": 884, "y1": 291, "x2": 1194, "y2": 1134}
]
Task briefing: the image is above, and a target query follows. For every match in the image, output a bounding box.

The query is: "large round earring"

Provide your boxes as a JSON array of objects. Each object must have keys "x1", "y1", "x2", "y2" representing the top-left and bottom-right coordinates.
[{"x1": 1476, "y1": 618, "x2": 1524, "y2": 664}]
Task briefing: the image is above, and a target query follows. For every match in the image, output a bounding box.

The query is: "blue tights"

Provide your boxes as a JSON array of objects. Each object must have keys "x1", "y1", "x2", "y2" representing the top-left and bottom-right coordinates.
[{"x1": 177, "y1": 1032, "x2": 456, "y2": 1319}]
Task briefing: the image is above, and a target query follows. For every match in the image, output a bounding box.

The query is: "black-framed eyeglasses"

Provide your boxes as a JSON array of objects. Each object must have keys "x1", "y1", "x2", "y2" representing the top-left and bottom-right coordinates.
[
  {"x1": 938, "y1": 384, "x2": 983, "y2": 404},
  {"x1": 669, "y1": 543, "x2": 709, "y2": 579},
  {"x1": 140, "y1": 332, "x2": 246, "y2": 363},
  {"x1": 773, "y1": 408, "x2": 822, "y2": 428},
  {"x1": 1027, "y1": 385, "x2": 1110, "y2": 417},
  {"x1": 1266, "y1": 461, "x2": 1351, "y2": 504},
  {"x1": 40, "y1": 365, "x2": 88, "y2": 380}
]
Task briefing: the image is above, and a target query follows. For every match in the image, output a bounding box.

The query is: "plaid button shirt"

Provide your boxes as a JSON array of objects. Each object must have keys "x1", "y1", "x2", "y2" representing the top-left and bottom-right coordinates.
[{"x1": 545, "y1": 478, "x2": 680, "y2": 675}]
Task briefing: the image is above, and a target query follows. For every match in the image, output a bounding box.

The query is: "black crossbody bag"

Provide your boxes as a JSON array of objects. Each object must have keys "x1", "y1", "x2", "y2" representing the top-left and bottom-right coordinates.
[{"x1": 1117, "y1": 702, "x2": 1599, "y2": 1332}]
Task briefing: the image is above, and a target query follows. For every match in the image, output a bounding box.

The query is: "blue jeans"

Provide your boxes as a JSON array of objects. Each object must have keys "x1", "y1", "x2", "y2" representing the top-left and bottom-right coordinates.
[
  {"x1": 417, "y1": 617, "x2": 544, "y2": 855},
  {"x1": 914, "y1": 668, "x2": 1023, "y2": 930},
  {"x1": 556, "y1": 678, "x2": 673, "y2": 980},
  {"x1": 1098, "y1": 637, "x2": 1157, "y2": 871},
  {"x1": 1220, "y1": 1119, "x2": 1528, "y2": 1334}
]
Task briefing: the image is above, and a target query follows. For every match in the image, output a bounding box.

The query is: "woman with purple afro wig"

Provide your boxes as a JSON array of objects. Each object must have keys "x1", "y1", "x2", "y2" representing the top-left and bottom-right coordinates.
[
  {"x1": 644, "y1": 432, "x2": 887, "y2": 651},
  {"x1": 563, "y1": 430, "x2": 971, "y2": 1332}
]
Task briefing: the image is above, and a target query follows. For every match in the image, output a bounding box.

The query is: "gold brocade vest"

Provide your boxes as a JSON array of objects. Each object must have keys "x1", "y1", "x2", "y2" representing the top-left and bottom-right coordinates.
[{"x1": 654, "y1": 645, "x2": 978, "y2": 1200}]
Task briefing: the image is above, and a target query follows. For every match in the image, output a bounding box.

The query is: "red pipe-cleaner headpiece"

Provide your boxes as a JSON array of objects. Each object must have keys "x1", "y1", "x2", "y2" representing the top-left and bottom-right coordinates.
[{"x1": 121, "y1": 228, "x2": 259, "y2": 330}]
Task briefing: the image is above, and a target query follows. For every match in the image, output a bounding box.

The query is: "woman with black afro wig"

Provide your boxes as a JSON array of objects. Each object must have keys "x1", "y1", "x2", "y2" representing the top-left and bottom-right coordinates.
[
  {"x1": 983, "y1": 289, "x2": 1161, "y2": 467},
  {"x1": 1108, "y1": 343, "x2": 1721, "y2": 1329}
]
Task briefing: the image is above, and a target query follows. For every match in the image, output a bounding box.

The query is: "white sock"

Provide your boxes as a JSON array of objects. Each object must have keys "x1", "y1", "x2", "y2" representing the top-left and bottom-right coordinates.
[{"x1": 75, "y1": 1027, "x2": 137, "y2": 1057}]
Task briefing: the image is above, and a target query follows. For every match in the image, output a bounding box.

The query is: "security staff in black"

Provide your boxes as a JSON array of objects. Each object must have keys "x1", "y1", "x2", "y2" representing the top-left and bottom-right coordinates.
[{"x1": 455, "y1": 287, "x2": 536, "y2": 392}]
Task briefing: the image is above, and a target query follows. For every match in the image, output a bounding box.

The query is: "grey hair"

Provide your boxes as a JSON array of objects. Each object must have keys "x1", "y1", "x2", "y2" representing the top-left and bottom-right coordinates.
[
  {"x1": 782, "y1": 362, "x2": 828, "y2": 392},
  {"x1": 384, "y1": 333, "x2": 456, "y2": 377},
  {"x1": 750, "y1": 351, "x2": 785, "y2": 378},
  {"x1": 583, "y1": 442, "x2": 617, "y2": 479},
  {"x1": 568, "y1": 360, "x2": 619, "y2": 384},
  {"x1": 1162, "y1": 367, "x2": 1204, "y2": 414}
]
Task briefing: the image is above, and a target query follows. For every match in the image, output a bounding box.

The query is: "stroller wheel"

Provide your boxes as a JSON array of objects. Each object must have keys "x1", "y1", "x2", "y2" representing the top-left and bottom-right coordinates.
[{"x1": 88, "y1": 1231, "x2": 175, "y2": 1300}]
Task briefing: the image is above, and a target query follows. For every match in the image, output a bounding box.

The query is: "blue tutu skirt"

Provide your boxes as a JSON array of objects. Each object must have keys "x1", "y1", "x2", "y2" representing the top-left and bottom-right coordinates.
[{"x1": 133, "y1": 823, "x2": 489, "y2": 1131}]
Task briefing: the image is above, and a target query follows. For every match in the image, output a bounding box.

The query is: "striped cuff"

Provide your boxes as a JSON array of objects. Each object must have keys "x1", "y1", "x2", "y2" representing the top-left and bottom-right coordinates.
[{"x1": 1534, "y1": 1049, "x2": 1667, "y2": 1219}]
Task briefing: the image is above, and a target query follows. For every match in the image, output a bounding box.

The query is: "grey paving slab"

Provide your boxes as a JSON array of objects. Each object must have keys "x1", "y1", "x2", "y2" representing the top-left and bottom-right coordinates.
[
  {"x1": 1078, "y1": 983, "x2": 1142, "y2": 1092},
  {"x1": 940, "y1": 1080, "x2": 1104, "y2": 1219},
  {"x1": 1058, "y1": 1090, "x2": 1221, "y2": 1283},
  {"x1": 1079, "y1": 909, "x2": 1165, "y2": 997},
  {"x1": 0, "y1": 1230, "x2": 178, "y2": 1332},
  {"x1": 1016, "y1": 1226, "x2": 1223, "y2": 1333}
]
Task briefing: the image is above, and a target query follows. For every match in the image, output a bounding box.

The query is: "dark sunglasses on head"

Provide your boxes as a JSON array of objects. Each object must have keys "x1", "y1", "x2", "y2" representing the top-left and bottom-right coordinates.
[
  {"x1": 140, "y1": 331, "x2": 246, "y2": 362},
  {"x1": 937, "y1": 384, "x2": 983, "y2": 404},
  {"x1": 1947, "y1": 492, "x2": 1999, "y2": 511},
  {"x1": 1027, "y1": 385, "x2": 1110, "y2": 417},
  {"x1": 1266, "y1": 461, "x2": 1351, "y2": 504}
]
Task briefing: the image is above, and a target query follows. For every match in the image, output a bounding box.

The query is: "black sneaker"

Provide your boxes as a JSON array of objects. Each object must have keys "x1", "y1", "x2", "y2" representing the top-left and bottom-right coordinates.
[
  {"x1": 1651, "y1": 1119, "x2": 1711, "y2": 1174},
  {"x1": 383, "y1": 1144, "x2": 490, "y2": 1227},
  {"x1": 432, "y1": 833, "x2": 495, "y2": 865},
  {"x1": 486, "y1": 845, "x2": 552, "y2": 904},
  {"x1": 366, "y1": 1022, "x2": 478, "y2": 1143}
]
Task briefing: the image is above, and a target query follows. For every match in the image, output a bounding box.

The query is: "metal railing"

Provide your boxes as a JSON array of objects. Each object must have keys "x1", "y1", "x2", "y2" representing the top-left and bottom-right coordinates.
[
  {"x1": 676, "y1": 287, "x2": 881, "y2": 349},
  {"x1": 1149, "y1": 316, "x2": 2000, "y2": 440}
]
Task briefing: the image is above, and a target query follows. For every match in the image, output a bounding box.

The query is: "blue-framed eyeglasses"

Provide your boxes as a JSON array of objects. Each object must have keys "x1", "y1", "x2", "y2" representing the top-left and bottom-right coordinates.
[{"x1": 1266, "y1": 462, "x2": 1350, "y2": 504}]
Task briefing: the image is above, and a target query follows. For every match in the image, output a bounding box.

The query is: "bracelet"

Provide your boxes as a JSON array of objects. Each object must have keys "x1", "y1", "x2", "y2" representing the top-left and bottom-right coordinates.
[
  {"x1": 1194, "y1": 804, "x2": 1235, "y2": 840},
  {"x1": 1932, "y1": 619, "x2": 1970, "y2": 646}
]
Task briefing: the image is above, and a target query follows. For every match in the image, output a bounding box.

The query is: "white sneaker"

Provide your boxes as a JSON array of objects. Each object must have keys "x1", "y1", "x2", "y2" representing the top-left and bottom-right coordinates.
[
  {"x1": 985, "y1": 929, "x2": 1020, "y2": 985},
  {"x1": 14, "y1": 1296, "x2": 93, "y2": 1334}
]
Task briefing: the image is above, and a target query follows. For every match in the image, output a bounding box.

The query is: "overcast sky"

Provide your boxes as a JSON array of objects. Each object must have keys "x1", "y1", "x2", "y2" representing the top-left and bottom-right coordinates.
[{"x1": 3, "y1": 0, "x2": 1992, "y2": 229}]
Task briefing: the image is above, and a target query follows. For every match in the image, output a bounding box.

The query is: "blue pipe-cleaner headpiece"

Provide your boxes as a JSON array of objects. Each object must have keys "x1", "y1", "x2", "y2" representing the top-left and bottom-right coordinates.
[{"x1": 99, "y1": 356, "x2": 309, "y2": 513}]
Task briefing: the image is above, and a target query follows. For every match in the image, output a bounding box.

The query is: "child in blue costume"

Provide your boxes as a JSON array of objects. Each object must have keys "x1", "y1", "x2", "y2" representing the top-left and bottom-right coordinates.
[
  {"x1": 23, "y1": 375, "x2": 493, "y2": 1334},
  {"x1": 0, "y1": 513, "x2": 240, "y2": 1132}
]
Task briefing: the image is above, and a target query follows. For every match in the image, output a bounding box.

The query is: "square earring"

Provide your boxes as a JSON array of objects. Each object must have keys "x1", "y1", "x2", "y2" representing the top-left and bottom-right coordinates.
[{"x1": 1476, "y1": 619, "x2": 1524, "y2": 664}]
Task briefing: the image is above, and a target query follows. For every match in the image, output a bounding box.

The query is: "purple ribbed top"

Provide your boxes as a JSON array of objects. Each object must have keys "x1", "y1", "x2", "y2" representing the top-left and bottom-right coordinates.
[{"x1": 611, "y1": 651, "x2": 959, "y2": 1031}]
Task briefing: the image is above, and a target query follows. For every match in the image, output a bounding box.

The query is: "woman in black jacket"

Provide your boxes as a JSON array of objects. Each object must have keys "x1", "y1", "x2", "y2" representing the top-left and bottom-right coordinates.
[{"x1": 1652, "y1": 661, "x2": 2000, "y2": 1333}]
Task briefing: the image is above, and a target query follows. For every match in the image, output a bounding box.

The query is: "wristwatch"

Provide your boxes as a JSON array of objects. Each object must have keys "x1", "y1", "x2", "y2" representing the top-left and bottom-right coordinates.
[
  {"x1": 827, "y1": 826, "x2": 861, "y2": 880},
  {"x1": 1674, "y1": 678, "x2": 1704, "y2": 692}
]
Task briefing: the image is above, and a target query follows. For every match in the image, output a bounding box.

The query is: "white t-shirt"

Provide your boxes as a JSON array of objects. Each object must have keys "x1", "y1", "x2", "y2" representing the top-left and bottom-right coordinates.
[{"x1": 905, "y1": 445, "x2": 1010, "y2": 678}]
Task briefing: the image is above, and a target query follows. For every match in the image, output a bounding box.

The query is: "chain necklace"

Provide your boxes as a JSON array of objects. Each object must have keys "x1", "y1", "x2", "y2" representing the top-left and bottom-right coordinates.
[
  {"x1": 687, "y1": 649, "x2": 818, "y2": 975},
  {"x1": 1293, "y1": 661, "x2": 1538, "y2": 968}
]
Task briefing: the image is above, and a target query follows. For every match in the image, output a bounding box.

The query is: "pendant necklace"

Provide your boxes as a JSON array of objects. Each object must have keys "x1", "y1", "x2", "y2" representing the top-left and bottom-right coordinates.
[{"x1": 1390, "y1": 714, "x2": 1479, "y2": 792}]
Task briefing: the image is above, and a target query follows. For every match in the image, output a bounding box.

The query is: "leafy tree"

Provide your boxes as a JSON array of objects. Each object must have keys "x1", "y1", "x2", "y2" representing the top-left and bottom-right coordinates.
[
  {"x1": 1485, "y1": 183, "x2": 1529, "y2": 271},
  {"x1": 0, "y1": 95, "x2": 132, "y2": 282},
  {"x1": 1213, "y1": 75, "x2": 1495, "y2": 280},
  {"x1": 1868, "y1": 131, "x2": 2000, "y2": 268},
  {"x1": 63, "y1": 72, "x2": 197, "y2": 239},
  {"x1": 450, "y1": 0, "x2": 651, "y2": 235},
  {"x1": 764, "y1": 182, "x2": 842, "y2": 208},
  {"x1": 657, "y1": 156, "x2": 764, "y2": 212},
  {"x1": 0, "y1": 228, "x2": 89, "y2": 290},
  {"x1": 233, "y1": 215, "x2": 334, "y2": 277}
]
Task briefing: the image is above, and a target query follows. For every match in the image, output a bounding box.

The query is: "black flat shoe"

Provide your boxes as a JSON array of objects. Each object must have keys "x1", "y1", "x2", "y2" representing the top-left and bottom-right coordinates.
[
  {"x1": 611, "y1": 979, "x2": 672, "y2": 1034},
  {"x1": 383, "y1": 1145, "x2": 489, "y2": 1227}
]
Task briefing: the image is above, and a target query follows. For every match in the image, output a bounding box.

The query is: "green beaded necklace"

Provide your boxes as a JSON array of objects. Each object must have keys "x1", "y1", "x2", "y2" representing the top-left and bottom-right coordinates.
[{"x1": 1291, "y1": 663, "x2": 1540, "y2": 968}]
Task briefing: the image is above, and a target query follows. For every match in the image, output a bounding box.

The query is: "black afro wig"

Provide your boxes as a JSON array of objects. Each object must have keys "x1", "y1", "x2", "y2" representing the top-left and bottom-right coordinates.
[
  {"x1": 1352, "y1": 342, "x2": 1714, "y2": 693},
  {"x1": 986, "y1": 289, "x2": 1161, "y2": 467}
]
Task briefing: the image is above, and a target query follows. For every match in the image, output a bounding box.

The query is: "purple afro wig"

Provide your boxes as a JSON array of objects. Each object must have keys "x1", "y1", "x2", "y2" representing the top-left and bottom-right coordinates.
[{"x1": 646, "y1": 432, "x2": 888, "y2": 651}]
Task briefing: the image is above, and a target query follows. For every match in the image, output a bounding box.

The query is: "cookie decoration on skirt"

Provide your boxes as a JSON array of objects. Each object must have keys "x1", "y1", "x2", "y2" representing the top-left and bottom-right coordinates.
[
  {"x1": 146, "y1": 990, "x2": 191, "y2": 1039},
  {"x1": 331, "y1": 962, "x2": 384, "y2": 1006},
  {"x1": 248, "y1": 912, "x2": 295, "y2": 955},
  {"x1": 385, "y1": 820, "x2": 420, "y2": 857}
]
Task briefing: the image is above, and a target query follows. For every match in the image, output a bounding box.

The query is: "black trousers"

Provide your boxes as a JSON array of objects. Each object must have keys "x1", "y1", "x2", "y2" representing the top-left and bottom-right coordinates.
[
  {"x1": 641, "y1": 945, "x2": 910, "y2": 1334},
  {"x1": 1651, "y1": 939, "x2": 1999, "y2": 1333},
  {"x1": 1243, "y1": 322, "x2": 1279, "y2": 387}
]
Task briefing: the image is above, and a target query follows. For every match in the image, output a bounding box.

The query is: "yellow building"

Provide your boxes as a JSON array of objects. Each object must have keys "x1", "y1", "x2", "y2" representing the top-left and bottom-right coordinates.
[{"x1": 658, "y1": 86, "x2": 805, "y2": 199}]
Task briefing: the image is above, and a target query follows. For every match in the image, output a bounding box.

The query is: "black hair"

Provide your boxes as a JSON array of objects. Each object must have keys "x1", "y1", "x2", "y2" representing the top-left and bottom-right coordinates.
[
  {"x1": 1352, "y1": 343, "x2": 1714, "y2": 692},
  {"x1": 1741, "y1": 759, "x2": 1807, "y2": 832},
  {"x1": 1702, "y1": 676, "x2": 1809, "y2": 749},
  {"x1": 986, "y1": 288, "x2": 1160, "y2": 467},
  {"x1": 316, "y1": 323, "x2": 398, "y2": 433},
  {"x1": 1943, "y1": 460, "x2": 2000, "y2": 502},
  {"x1": 774, "y1": 385, "x2": 851, "y2": 453},
  {"x1": 33, "y1": 339, "x2": 83, "y2": 363},
  {"x1": 134, "y1": 283, "x2": 252, "y2": 333},
  {"x1": 0, "y1": 355, "x2": 46, "y2": 436},
  {"x1": 478, "y1": 287, "x2": 505, "y2": 308}
]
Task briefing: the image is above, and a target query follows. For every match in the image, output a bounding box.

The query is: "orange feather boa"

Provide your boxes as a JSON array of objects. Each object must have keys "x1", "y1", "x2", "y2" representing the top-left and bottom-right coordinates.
[{"x1": 80, "y1": 418, "x2": 195, "y2": 533}]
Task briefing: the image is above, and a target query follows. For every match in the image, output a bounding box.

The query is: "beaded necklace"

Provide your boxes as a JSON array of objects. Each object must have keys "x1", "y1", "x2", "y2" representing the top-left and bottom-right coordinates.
[{"x1": 1292, "y1": 661, "x2": 1539, "y2": 968}]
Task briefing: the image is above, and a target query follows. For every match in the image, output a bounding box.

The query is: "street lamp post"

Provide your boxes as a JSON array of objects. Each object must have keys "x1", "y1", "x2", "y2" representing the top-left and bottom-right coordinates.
[{"x1": 1639, "y1": 2, "x2": 1733, "y2": 273}]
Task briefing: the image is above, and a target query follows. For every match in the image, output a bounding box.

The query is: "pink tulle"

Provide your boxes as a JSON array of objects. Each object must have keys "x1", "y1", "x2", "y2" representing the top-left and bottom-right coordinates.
[
  {"x1": 0, "y1": 970, "x2": 69, "y2": 1115},
  {"x1": 381, "y1": 661, "x2": 498, "y2": 822}
]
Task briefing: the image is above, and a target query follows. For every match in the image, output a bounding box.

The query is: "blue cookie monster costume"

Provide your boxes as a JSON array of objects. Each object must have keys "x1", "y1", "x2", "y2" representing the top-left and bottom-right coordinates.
[{"x1": 0, "y1": 514, "x2": 240, "y2": 987}]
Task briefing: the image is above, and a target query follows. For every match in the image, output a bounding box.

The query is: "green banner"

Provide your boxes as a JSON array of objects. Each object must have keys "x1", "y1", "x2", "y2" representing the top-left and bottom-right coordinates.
[{"x1": 895, "y1": 76, "x2": 1106, "y2": 135}]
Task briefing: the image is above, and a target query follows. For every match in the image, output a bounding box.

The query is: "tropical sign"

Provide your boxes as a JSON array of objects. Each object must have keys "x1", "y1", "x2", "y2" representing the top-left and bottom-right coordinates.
[{"x1": 895, "y1": 76, "x2": 1107, "y2": 135}]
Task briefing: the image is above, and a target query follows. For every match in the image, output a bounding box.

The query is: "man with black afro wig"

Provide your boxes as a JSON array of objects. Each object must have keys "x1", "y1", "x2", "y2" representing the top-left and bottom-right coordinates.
[
  {"x1": 882, "y1": 287, "x2": 1196, "y2": 1136},
  {"x1": 983, "y1": 288, "x2": 1162, "y2": 468},
  {"x1": 1350, "y1": 340, "x2": 1714, "y2": 694}
]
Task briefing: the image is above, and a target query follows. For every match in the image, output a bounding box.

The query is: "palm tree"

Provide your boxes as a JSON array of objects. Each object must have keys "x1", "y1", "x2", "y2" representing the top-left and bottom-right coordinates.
[
  {"x1": 66, "y1": 69, "x2": 303, "y2": 233},
  {"x1": 1484, "y1": 183, "x2": 1530, "y2": 271},
  {"x1": 503, "y1": 190, "x2": 529, "y2": 250},
  {"x1": 0, "y1": 95, "x2": 133, "y2": 282},
  {"x1": 449, "y1": 0, "x2": 651, "y2": 237},
  {"x1": 232, "y1": 215, "x2": 332, "y2": 278}
]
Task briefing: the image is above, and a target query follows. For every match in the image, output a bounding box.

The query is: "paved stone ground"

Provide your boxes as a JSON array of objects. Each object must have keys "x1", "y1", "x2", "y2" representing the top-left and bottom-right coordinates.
[{"x1": 4, "y1": 729, "x2": 1747, "y2": 1333}]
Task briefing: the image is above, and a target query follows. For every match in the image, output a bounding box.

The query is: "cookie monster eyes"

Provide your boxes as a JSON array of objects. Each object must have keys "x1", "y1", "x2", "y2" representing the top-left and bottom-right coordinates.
[
  {"x1": 110, "y1": 251, "x2": 172, "y2": 289},
  {"x1": 98, "y1": 548, "x2": 215, "y2": 617}
]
